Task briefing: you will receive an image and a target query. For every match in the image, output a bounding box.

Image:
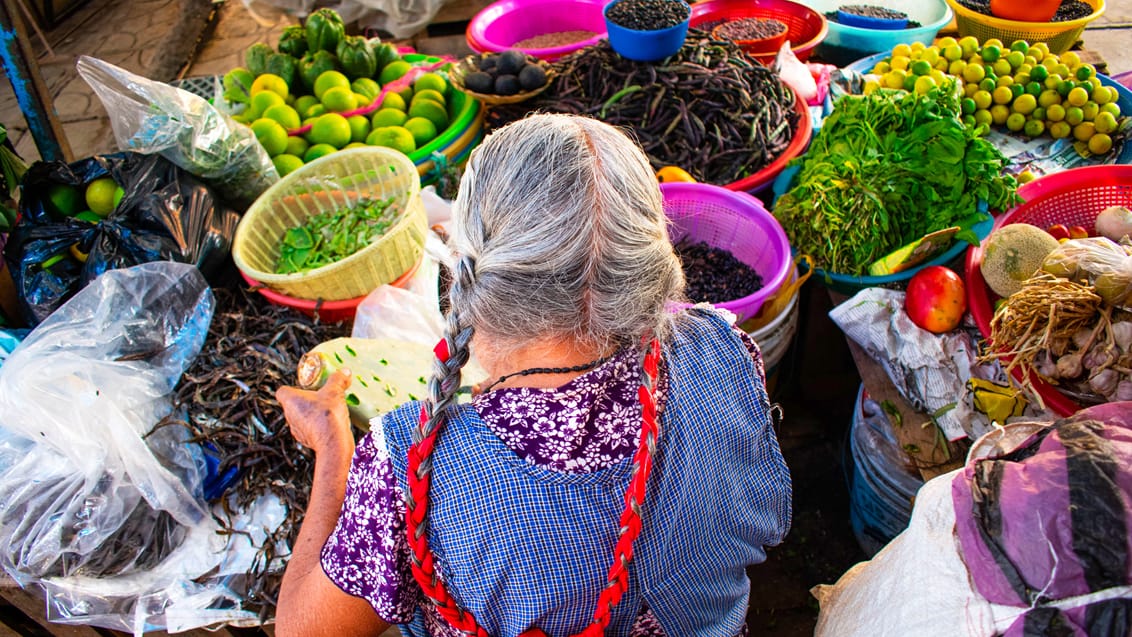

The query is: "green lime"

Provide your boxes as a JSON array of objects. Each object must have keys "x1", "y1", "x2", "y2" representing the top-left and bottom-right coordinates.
[
  {"x1": 365, "y1": 126, "x2": 416, "y2": 155},
  {"x1": 411, "y1": 88, "x2": 447, "y2": 107},
  {"x1": 1006, "y1": 112, "x2": 1026, "y2": 132},
  {"x1": 321, "y1": 86, "x2": 357, "y2": 113},
  {"x1": 408, "y1": 99, "x2": 449, "y2": 131},
  {"x1": 263, "y1": 104, "x2": 301, "y2": 131},
  {"x1": 309, "y1": 113, "x2": 352, "y2": 149},
  {"x1": 1010, "y1": 40, "x2": 1029, "y2": 53},
  {"x1": 381, "y1": 92, "x2": 407, "y2": 111},
  {"x1": 74, "y1": 210, "x2": 102, "y2": 223},
  {"x1": 1030, "y1": 64, "x2": 1049, "y2": 82},
  {"x1": 414, "y1": 72, "x2": 448, "y2": 97},
  {"x1": 961, "y1": 97, "x2": 977, "y2": 115},
  {"x1": 286, "y1": 135, "x2": 309, "y2": 157},
  {"x1": 379, "y1": 60, "x2": 412, "y2": 86},
  {"x1": 272, "y1": 154, "x2": 304, "y2": 176},
  {"x1": 352, "y1": 77, "x2": 381, "y2": 99},
  {"x1": 46, "y1": 183, "x2": 83, "y2": 217},
  {"x1": 303, "y1": 143, "x2": 338, "y2": 163},
  {"x1": 250, "y1": 118, "x2": 289, "y2": 156},
  {"x1": 910, "y1": 59, "x2": 932, "y2": 76},
  {"x1": 84, "y1": 177, "x2": 120, "y2": 218},
  {"x1": 1023, "y1": 119, "x2": 1045, "y2": 138},
  {"x1": 980, "y1": 45, "x2": 1001, "y2": 63},
  {"x1": 403, "y1": 116, "x2": 438, "y2": 146},
  {"x1": 1025, "y1": 82, "x2": 1042, "y2": 96},
  {"x1": 371, "y1": 108, "x2": 408, "y2": 128},
  {"x1": 294, "y1": 95, "x2": 319, "y2": 115},
  {"x1": 314, "y1": 70, "x2": 351, "y2": 100},
  {"x1": 347, "y1": 115, "x2": 371, "y2": 143}
]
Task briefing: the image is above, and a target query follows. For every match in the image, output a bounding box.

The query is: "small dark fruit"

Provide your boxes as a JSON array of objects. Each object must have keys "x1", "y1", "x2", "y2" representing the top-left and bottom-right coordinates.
[
  {"x1": 464, "y1": 71, "x2": 494, "y2": 94},
  {"x1": 517, "y1": 63, "x2": 547, "y2": 90},
  {"x1": 478, "y1": 55, "x2": 497, "y2": 73},
  {"x1": 496, "y1": 49, "x2": 527, "y2": 75},
  {"x1": 494, "y1": 74, "x2": 520, "y2": 95}
]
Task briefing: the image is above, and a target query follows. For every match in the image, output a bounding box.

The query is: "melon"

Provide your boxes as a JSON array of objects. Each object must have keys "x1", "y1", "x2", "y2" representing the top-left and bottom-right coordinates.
[
  {"x1": 297, "y1": 337, "x2": 487, "y2": 430},
  {"x1": 980, "y1": 223, "x2": 1061, "y2": 298}
]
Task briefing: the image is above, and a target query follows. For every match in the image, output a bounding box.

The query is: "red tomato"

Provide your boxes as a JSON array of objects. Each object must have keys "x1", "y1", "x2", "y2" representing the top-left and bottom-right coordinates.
[
  {"x1": 904, "y1": 266, "x2": 967, "y2": 334},
  {"x1": 1046, "y1": 224, "x2": 1070, "y2": 241}
]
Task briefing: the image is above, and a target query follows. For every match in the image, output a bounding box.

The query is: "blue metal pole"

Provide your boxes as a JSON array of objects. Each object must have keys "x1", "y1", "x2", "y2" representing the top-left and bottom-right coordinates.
[{"x1": 0, "y1": 0, "x2": 71, "y2": 163}]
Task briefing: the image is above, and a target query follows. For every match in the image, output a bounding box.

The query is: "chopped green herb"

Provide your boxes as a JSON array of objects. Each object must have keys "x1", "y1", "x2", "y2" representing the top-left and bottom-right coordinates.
[{"x1": 274, "y1": 196, "x2": 400, "y2": 274}]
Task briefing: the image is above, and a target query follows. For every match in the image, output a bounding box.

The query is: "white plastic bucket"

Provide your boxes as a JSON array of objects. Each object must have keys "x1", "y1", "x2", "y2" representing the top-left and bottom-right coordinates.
[{"x1": 748, "y1": 281, "x2": 799, "y2": 388}]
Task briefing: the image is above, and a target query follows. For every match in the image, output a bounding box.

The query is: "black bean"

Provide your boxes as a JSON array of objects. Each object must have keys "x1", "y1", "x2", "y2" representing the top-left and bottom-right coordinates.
[
  {"x1": 674, "y1": 239, "x2": 764, "y2": 303},
  {"x1": 607, "y1": 0, "x2": 690, "y2": 31}
]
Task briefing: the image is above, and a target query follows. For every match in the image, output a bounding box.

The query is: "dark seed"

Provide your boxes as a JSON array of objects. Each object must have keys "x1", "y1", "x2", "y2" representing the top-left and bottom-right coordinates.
[
  {"x1": 837, "y1": 4, "x2": 907, "y2": 20},
  {"x1": 713, "y1": 17, "x2": 787, "y2": 42},
  {"x1": 607, "y1": 0, "x2": 690, "y2": 31},
  {"x1": 674, "y1": 239, "x2": 764, "y2": 303}
]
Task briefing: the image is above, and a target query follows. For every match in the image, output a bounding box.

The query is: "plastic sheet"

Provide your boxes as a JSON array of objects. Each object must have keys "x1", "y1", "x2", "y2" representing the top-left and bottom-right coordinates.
[
  {"x1": 240, "y1": 0, "x2": 447, "y2": 38},
  {"x1": 4, "y1": 151, "x2": 239, "y2": 326},
  {"x1": 76, "y1": 55, "x2": 277, "y2": 209}
]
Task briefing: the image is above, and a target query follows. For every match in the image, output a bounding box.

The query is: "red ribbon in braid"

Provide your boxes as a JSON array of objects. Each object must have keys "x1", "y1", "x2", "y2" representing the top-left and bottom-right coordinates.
[{"x1": 405, "y1": 338, "x2": 662, "y2": 637}]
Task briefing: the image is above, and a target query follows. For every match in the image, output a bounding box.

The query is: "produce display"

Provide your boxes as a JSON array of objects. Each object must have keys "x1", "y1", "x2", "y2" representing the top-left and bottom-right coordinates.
[
  {"x1": 489, "y1": 31, "x2": 799, "y2": 185},
  {"x1": 219, "y1": 8, "x2": 459, "y2": 176},
  {"x1": 981, "y1": 235, "x2": 1132, "y2": 407},
  {"x1": 275, "y1": 197, "x2": 399, "y2": 274},
  {"x1": 773, "y1": 82, "x2": 1018, "y2": 276},
  {"x1": 867, "y1": 37, "x2": 1126, "y2": 156},
  {"x1": 153, "y1": 285, "x2": 350, "y2": 612},
  {"x1": 512, "y1": 30, "x2": 597, "y2": 49}
]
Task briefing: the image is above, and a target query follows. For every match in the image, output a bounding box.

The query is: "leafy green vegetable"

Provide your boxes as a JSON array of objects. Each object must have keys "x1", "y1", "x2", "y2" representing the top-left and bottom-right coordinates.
[
  {"x1": 275, "y1": 197, "x2": 400, "y2": 274},
  {"x1": 773, "y1": 85, "x2": 1020, "y2": 276}
]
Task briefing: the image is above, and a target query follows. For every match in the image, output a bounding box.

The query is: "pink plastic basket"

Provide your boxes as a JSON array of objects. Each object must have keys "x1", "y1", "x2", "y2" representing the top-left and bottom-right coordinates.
[
  {"x1": 965, "y1": 164, "x2": 1132, "y2": 417},
  {"x1": 467, "y1": 0, "x2": 608, "y2": 61},
  {"x1": 663, "y1": 182, "x2": 793, "y2": 321}
]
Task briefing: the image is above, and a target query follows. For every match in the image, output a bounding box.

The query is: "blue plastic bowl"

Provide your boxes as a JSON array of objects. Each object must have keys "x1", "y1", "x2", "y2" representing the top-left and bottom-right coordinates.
[
  {"x1": 801, "y1": 0, "x2": 951, "y2": 66},
  {"x1": 604, "y1": 0, "x2": 691, "y2": 62},
  {"x1": 835, "y1": 9, "x2": 908, "y2": 31}
]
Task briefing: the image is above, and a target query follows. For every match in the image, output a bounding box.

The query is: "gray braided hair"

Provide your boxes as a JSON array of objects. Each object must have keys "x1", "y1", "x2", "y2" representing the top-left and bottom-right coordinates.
[{"x1": 418, "y1": 113, "x2": 685, "y2": 441}]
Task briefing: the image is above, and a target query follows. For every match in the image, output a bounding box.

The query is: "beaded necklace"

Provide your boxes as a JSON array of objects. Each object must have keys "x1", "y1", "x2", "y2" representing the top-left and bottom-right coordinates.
[
  {"x1": 405, "y1": 339, "x2": 662, "y2": 637},
  {"x1": 478, "y1": 352, "x2": 616, "y2": 394}
]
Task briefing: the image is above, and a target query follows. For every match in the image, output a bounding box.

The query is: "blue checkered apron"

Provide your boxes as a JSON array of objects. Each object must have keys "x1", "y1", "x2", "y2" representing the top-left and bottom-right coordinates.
[{"x1": 384, "y1": 310, "x2": 792, "y2": 637}]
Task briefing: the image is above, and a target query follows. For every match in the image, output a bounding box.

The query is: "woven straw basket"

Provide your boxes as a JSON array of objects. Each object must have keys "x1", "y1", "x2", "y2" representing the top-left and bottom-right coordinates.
[{"x1": 232, "y1": 147, "x2": 427, "y2": 301}]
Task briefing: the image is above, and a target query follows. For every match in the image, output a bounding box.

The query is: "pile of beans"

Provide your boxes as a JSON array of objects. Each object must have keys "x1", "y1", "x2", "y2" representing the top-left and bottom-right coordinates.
[
  {"x1": 954, "y1": 0, "x2": 1094, "y2": 21},
  {"x1": 713, "y1": 17, "x2": 787, "y2": 42},
  {"x1": 606, "y1": 0, "x2": 689, "y2": 30},
  {"x1": 513, "y1": 30, "x2": 597, "y2": 48},
  {"x1": 838, "y1": 5, "x2": 907, "y2": 20},
  {"x1": 675, "y1": 240, "x2": 764, "y2": 303}
]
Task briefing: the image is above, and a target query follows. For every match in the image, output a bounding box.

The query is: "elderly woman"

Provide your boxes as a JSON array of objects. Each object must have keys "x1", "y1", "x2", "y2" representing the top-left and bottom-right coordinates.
[{"x1": 274, "y1": 113, "x2": 791, "y2": 637}]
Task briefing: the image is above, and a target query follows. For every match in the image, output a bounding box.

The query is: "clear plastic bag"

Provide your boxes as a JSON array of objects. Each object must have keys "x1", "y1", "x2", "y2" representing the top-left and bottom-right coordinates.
[
  {"x1": 1042, "y1": 236, "x2": 1132, "y2": 307},
  {"x1": 75, "y1": 55, "x2": 278, "y2": 210},
  {"x1": 0, "y1": 262, "x2": 213, "y2": 585}
]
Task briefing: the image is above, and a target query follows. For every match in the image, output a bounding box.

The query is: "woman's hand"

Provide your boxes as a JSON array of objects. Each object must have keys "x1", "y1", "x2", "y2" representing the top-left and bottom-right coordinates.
[{"x1": 277, "y1": 369, "x2": 354, "y2": 456}]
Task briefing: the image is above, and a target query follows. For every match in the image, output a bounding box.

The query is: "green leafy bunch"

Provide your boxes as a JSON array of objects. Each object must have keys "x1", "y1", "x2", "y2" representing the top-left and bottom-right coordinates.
[
  {"x1": 773, "y1": 84, "x2": 1020, "y2": 276},
  {"x1": 275, "y1": 196, "x2": 399, "y2": 274}
]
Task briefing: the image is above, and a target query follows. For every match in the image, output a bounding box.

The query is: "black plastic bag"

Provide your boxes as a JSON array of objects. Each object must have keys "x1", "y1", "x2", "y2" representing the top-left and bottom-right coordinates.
[{"x1": 2, "y1": 152, "x2": 239, "y2": 325}]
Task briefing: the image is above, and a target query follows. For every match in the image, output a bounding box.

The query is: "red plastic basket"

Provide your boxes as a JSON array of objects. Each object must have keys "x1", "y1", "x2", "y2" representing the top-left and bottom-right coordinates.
[
  {"x1": 965, "y1": 164, "x2": 1132, "y2": 416},
  {"x1": 663, "y1": 182, "x2": 793, "y2": 322},
  {"x1": 690, "y1": 0, "x2": 828, "y2": 64},
  {"x1": 724, "y1": 88, "x2": 811, "y2": 194}
]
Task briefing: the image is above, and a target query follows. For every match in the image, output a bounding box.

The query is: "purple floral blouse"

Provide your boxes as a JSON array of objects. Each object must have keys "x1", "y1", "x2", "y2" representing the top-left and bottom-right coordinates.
[{"x1": 320, "y1": 328, "x2": 764, "y2": 636}]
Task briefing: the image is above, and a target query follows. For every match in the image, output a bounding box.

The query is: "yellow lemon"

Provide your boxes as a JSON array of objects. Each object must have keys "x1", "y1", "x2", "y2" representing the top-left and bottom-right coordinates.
[
  {"x1": 1088, "y1": 133, "x2": 1113, "y2": 155},
  {"x1": 1094, "y1": 111, "x2": 1118, "y2": 135},
  {"x1": 1072, "y1": 121, "x2": 1095, "y2": 142},
  {"x1": 250, "y1": 73, "x2": 289, "y2": 100}
]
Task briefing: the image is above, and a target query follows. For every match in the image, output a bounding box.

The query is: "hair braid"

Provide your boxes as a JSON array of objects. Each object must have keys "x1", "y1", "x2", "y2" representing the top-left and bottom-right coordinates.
[{"x1": 415, "y1": 255, "x2": 477, "y2": 446}]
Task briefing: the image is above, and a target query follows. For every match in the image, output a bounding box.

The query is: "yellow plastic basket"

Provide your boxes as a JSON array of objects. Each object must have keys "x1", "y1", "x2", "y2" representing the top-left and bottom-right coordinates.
[
  {"x1": 232, "y1": 147, "x2": 427, "y2": 301},
  {"x1": 945, "y1": 0, "x2": 1105, "y2": 54}
]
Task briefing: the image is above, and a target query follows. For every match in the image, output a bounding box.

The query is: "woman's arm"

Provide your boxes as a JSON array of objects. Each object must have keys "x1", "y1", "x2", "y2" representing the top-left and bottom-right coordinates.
[{"x1": 274, "y1": 370, "x2": 391, "y2": 637}]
